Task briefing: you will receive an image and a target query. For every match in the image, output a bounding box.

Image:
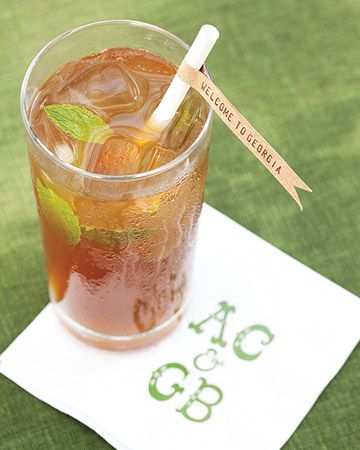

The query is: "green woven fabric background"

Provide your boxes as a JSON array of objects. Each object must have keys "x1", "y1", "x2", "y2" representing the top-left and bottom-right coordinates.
[{"x1": 0, "y1": 0, "x2": 359, "y2": 448}]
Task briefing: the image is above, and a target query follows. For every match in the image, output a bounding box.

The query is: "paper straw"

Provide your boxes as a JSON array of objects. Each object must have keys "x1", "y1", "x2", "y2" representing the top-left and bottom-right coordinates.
[{"x1": 148, "y1": 24, "x2": 219, "y2": 131}]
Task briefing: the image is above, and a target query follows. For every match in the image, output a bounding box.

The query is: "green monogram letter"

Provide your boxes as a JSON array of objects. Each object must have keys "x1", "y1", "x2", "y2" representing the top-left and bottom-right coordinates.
[
  {"x1": 233, "y1": 324, "x2": 274, "y2": 361},
  {"x1": 149, "y1": 362, "x2": 189, "y2": 401},
  {"x1": 188, "y1": 301, "x2": 236, "y2": 347},
  {"x1": 177, "y1": 377, "x2": 223, "y2": 422}
]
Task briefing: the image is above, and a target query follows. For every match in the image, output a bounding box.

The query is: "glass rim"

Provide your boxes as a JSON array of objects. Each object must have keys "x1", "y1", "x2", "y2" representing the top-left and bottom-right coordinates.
[{"x1": 20, "y1": 19, "x2": 213, "y2": 181}]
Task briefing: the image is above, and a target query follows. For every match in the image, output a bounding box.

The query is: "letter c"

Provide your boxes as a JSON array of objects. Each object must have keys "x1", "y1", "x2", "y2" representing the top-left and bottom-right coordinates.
[{"x1": 233, "y1": 325, "x2": 274, "y2": 361}]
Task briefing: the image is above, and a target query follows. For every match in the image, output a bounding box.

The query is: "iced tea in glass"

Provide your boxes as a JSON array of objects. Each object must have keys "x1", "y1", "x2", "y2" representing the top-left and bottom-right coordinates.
[{"x1": 20, "y1": 21, "x2": 212, "y2": 349}]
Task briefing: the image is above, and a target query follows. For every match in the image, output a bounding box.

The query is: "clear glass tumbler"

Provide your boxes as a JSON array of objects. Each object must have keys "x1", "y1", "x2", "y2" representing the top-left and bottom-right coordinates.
[{"x1": 20, "y1": 20, "x2": 212, "y2": 349}]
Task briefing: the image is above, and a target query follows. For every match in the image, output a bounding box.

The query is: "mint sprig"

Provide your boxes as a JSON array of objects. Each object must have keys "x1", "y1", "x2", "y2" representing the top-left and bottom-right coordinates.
[
  {"x1": 82, "y1": 226, "x2": 153, "y2": 247},
  {"x1": 36, "y1": 178, "x2": 81, "y2": 245},
  {"x1": 44, "y1": 104, "x2": 112, "y2": 144}
]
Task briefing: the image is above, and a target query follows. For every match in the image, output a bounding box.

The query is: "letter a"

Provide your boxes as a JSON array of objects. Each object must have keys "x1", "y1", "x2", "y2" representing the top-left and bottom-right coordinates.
[
  {"x1": 188, "y1": 301, "x2": 236, "y2": 347},
  {"x1": 177, "y1": 377, "x2": 223, "y2": 422}
]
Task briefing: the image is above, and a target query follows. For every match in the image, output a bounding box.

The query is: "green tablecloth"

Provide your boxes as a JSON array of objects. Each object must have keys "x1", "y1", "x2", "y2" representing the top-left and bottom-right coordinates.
[{"x1": 0, "y1": 0, "x2": 359, "y2": 448}]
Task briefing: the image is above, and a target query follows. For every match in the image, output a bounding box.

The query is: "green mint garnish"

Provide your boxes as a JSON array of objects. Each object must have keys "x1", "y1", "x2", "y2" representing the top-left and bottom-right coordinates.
[
  {"x1": 82, "y1": 226, "x2": 153, "y2": 247},
  {"x1": 44, "y1": 104, "x2": 112, "y2": 144},
  {"x1": 36, "y1": 178, "x2": 81, "y2": 245}
]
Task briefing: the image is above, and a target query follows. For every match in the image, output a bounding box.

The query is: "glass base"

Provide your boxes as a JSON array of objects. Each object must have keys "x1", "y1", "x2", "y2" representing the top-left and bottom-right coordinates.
[{"x1": 52, "y1": 301, "x2": 188, "y2": 350}]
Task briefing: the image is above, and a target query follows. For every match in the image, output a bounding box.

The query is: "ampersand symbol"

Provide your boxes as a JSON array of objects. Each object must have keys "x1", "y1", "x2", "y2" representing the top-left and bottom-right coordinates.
[{"x1": 193, "y1": 348, "x2": 223, "y2": 372}]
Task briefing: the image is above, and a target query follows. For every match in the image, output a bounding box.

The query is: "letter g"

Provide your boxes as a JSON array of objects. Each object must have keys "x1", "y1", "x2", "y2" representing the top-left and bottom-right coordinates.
[{"x1": 149, "y1": 362, "x2": 189, "y2": 401}]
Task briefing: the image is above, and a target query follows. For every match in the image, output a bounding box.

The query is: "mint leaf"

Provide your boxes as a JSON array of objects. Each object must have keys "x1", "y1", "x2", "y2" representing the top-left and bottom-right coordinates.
[
  {"x1": 44, "y1": 104, "x2": 112, "y2": 144},
  {"x1": 36, "y1": 178, "x2": 81, "y2": 245},
  {"x1": 82, "y1": 226, "x2": 153, "y2": 247}
]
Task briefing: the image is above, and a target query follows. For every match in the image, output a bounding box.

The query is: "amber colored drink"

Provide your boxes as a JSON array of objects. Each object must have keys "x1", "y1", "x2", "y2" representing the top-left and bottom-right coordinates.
[
  {"x1": 30, "y1": 49, "x2": 208, "y2": 337},
  {"x1": 21, "y1": 22, "x2": 211, "y2": 348}
]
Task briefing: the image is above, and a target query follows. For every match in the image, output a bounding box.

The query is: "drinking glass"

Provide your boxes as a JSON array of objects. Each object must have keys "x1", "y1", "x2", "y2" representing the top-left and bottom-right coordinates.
[{"x1": 20, "y1": 20, "x2": 212, "y2": 349}]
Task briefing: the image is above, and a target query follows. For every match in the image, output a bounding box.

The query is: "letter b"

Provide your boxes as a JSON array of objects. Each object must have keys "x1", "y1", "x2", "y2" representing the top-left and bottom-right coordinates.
[{"x1": 177, "y1": 377, "x2": 223, "y2": 422}]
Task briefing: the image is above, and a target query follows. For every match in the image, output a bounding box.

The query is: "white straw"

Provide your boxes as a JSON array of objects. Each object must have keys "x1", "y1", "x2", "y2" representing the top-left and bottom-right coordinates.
[{"x1": 148, "y1": 24, "x2": 219, "y2": 131}]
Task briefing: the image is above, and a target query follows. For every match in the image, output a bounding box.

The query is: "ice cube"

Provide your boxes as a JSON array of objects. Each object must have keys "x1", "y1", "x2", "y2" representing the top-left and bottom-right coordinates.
[
  {"x1": 124, "y1": 50, "x2": 176, "y2": 76},
  {"x1": 55, "y1": 143, "x2": 74, "y2": 163},
  {"x1": 64, "y1": 62, "x2": 145, "y2": 113},
  {"x1": 162, "y1": 95, "x2": 202, "y2": 150},
  {"x1": 89, "y1": 135, "x2": 142, "y2": 176},
  {"x1": 39, "y1": 110, "x2": 77, "y2": 163},
  {"x1": 137, "y1": 144, "x2": 178, "y2": 172}
]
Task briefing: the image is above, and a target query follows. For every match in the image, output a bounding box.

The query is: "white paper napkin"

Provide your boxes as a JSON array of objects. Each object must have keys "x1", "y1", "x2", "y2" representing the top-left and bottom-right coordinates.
[{"x1": 1, "y1": 204, "x2": 359, "y2": 450}]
